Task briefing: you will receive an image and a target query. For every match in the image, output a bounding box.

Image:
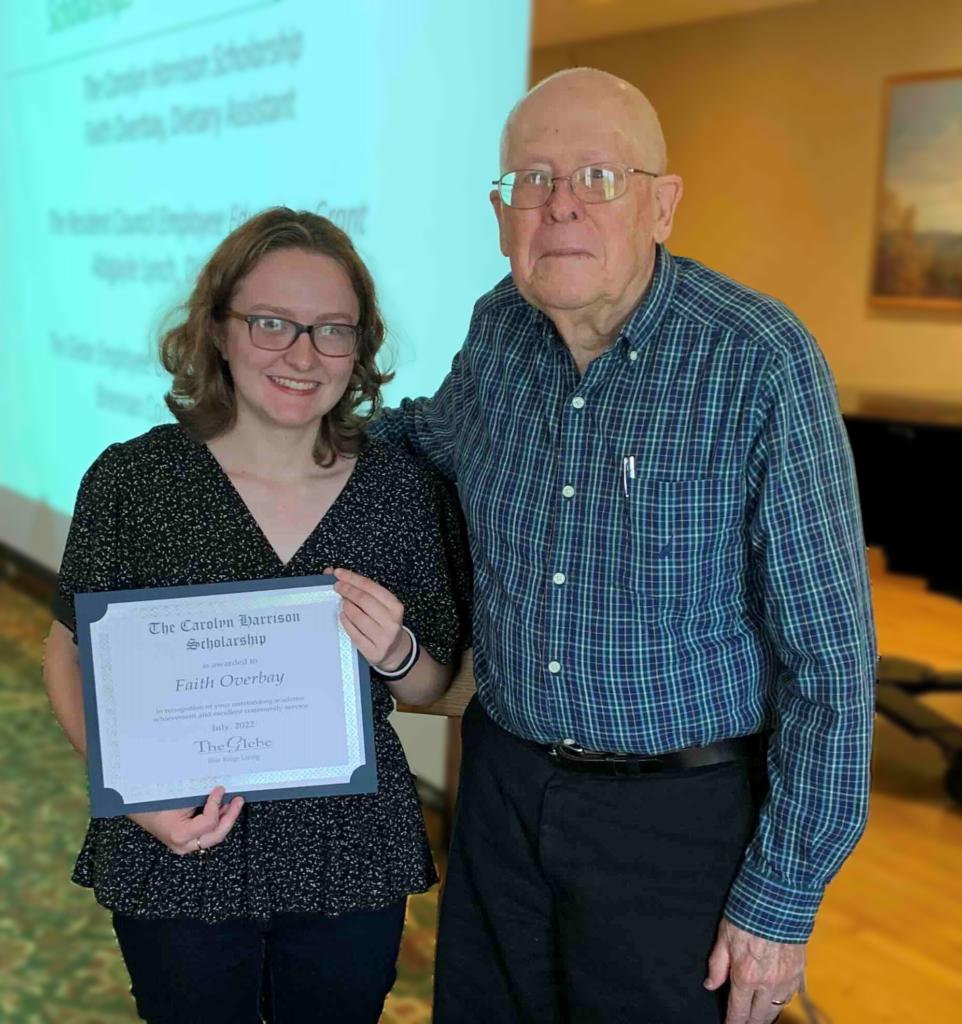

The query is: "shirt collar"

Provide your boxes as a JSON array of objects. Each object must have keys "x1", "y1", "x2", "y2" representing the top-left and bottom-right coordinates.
[{"x1": 618, "y1": 243, "x2": 677, "y2": 354}]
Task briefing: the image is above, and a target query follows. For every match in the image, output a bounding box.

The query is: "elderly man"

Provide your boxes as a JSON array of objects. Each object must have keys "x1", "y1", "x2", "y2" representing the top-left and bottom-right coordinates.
[{"x1": 370, "y1": 68, "x2": 875, "y2": 1024}]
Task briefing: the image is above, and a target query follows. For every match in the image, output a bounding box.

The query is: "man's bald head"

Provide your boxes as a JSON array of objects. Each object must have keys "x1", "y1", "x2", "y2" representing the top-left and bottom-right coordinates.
[{"x1": 499, "y1": 68, "x2": 667, "y2": 175}]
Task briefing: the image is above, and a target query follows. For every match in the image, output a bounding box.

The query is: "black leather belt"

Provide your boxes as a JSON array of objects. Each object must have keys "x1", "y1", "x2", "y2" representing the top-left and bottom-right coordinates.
[{"x1": 546, "y1": 734, "x2": 763, "y2": 776}]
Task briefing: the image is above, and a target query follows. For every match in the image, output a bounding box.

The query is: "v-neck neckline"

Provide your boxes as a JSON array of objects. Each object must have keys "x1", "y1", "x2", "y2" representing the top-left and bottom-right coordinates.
[{"x1": 193, "y1": 430, "x2": 365, "y2": 571}]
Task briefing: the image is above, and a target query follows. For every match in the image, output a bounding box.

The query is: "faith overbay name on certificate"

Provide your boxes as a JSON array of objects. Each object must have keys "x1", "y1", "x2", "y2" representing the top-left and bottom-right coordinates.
[{"x1": 75, "y1": 576, "x2": 376, "y2": 817}]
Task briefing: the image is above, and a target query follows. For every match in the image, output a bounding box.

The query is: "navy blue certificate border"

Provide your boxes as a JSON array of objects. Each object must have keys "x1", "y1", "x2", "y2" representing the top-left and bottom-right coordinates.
[{"x1": 75, "y1": 574, "x2": 376, "y2": 817}]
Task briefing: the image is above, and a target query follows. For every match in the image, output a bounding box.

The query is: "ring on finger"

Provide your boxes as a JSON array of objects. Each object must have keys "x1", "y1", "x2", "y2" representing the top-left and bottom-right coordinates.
[{"x1": 194, "y1": 837, "x2": 207, "y2": 856}]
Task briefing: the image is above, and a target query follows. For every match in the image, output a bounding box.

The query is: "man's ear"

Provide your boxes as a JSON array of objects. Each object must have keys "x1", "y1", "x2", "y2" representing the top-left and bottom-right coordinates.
[
  {"x1": 490, "y1": 189, "x2": 509, "y2": 258},
  {"x1": 652, "y1": 175, "x2": 683, "y2": 244}
]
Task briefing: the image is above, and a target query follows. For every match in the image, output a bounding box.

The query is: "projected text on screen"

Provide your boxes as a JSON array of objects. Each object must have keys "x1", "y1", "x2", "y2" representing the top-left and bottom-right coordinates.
[{"x1": 0, "y1": 0, "x2": 529, "y2": 569}]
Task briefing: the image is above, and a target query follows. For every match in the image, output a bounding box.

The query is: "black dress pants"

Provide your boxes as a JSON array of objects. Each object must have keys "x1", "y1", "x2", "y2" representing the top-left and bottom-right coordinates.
[
  {"x1": 433, "y1": 696, "x2": 768, "y2": 1024},
  {"x1": 112, "y1": 899, "x2": 407, "y2": 1023}
]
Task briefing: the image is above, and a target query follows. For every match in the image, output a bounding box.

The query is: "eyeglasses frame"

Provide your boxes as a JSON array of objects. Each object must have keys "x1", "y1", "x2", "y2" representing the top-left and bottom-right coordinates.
[
  {"x1": 491, "y1": 163, "x2": 660, "y2": 209},
  {"x1": 224, "y1": 310, "x2": 361, "y2": 358}
]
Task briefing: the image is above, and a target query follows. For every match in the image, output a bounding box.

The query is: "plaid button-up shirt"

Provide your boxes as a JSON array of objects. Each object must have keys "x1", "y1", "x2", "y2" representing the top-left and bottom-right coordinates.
[{"x1": 370, "y1": 245, "x2": 876, "y2": 943}]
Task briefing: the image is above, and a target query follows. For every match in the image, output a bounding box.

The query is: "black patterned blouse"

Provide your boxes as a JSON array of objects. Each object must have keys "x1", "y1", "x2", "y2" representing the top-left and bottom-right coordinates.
[{"x1": 57, "y1": 424, "x2": 471, "y2": 922}]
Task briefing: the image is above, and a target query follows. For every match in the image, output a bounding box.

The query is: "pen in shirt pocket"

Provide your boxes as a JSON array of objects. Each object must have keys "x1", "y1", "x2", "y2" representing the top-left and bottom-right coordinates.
[{"x1": 622, "y1": 455, "x2": 636, "y2": 497}]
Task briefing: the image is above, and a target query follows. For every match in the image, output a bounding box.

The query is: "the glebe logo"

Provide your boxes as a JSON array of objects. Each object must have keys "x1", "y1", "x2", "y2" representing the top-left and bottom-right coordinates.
[{"x1": 194, "y1": 735, "x2": 274, "y2": 754}]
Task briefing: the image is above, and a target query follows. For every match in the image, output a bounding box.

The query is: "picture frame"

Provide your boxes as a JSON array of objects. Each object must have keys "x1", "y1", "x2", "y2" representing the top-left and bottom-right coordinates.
[{"x1": 871, "y1": 69, "x2": 962, "y2": 311}]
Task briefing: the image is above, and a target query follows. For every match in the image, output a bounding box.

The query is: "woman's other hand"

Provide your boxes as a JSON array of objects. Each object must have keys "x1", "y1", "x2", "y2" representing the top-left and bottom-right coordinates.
[
  {"x1": 325, "y1": 567, "x2": 411, "y2": 672},
  {"x1": 127, "y1": 785, "x2": 244, "y2": 856}
]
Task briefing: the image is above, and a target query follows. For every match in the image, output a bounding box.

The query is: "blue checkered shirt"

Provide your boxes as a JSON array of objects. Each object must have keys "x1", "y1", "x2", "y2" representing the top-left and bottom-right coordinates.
[{"x1": 370, "y1": 245, "x2": 876, "y2": 943}]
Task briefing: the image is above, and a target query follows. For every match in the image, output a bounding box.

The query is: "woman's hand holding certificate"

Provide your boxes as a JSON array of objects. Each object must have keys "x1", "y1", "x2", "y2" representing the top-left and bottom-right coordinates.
[
  {"x1": 327, "y1": 567, "x2": 414, "y2": 672},
  {"x1": 328, "y1": 567, "x2": 454, "y2": 706},
  {"x1": 128, "y1": 785, "x2": 244, "y2": 855}
]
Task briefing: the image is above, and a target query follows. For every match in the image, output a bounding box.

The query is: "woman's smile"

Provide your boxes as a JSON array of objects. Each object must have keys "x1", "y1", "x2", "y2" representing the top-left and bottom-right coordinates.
[{"x1": 265, "y1": 374, "x2": 321, "y2": 395}]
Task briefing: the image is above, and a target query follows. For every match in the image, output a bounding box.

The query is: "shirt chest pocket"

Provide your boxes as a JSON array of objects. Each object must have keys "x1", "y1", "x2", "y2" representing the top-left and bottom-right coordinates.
[{"x1": 622, "y1": 475, "x2": 747, "y2": 609}]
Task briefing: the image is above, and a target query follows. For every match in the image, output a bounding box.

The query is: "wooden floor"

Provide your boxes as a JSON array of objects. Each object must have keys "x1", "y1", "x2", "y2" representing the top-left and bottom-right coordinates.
[{"x1": 781, "y1": 558, "x2": 962, "y2": 1024}]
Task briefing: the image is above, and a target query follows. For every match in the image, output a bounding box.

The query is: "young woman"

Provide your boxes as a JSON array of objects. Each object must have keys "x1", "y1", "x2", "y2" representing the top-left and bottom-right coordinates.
[{"x1": 42, "y1": 208, "x2": 470, "y2": 1023}]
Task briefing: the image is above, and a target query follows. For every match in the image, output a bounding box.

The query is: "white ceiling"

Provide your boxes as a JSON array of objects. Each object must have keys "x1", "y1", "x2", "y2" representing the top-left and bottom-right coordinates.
[{"x1": 532, "y1": 0, "x2": 818, "y2": 49}]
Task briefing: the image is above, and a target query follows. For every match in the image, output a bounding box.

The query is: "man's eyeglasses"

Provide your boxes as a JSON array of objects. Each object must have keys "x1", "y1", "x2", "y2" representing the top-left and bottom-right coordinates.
[
  {"x1": 492, "y1": 162, "x2": 658, "y2": 210},
  {"x1": 225, "y1": 311, "x2": 360, "y2": 358}
]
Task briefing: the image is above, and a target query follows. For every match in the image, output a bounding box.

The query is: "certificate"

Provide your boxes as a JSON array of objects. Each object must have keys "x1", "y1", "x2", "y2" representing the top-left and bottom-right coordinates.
[{"x1": 74, "y1": 575, "x2": 376, "y2": 817}]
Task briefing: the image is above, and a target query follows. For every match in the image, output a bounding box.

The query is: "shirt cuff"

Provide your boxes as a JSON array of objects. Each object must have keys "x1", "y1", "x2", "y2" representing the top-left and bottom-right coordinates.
[{"x1": 724, "y1": 856, "x2": 825, "y2": 944}]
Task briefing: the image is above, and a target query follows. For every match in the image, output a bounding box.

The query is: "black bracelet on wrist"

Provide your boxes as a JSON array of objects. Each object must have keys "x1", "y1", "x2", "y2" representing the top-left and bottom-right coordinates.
[{"x1": 375, "y1": 626, "x2": 420, "y2": 680}]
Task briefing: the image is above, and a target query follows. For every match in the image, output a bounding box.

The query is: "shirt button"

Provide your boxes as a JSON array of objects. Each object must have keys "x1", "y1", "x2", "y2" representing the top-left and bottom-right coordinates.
[
  {"x1": 572, "y1": 396, "x2": 585, "y2": 409},
  {"x1": 548, "y1": 660, "x2": 561, "y2": 674},
  {"x1": 562, "y1": 485, "x2": 575, "y2": 499},
  {"x1": 629, "y1": 351, "x2": 639, "y2": 362},
  {"x1": 552, "y1": 572, "x2": 566, "y2": 585}
]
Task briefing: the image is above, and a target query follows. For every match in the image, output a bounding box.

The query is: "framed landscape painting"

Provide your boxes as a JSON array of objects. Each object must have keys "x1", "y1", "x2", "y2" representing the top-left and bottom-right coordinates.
[{"x1": 872, "y1": 69, "x2": 962, "y2": 311}]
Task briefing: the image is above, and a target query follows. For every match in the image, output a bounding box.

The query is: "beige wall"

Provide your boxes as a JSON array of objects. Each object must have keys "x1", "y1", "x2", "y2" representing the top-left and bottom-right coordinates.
[{"x1": 531, "y1": 0, "x2": 962, "y2": 406}]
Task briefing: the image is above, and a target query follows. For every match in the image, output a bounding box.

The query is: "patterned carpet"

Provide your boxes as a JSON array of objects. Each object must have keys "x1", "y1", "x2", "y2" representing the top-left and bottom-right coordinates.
[{"x1": 0, "y1": 581, "x2": 437, "y2": 1023}]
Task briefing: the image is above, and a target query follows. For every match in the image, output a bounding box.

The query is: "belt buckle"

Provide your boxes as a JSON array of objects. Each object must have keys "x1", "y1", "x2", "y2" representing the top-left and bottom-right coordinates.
[
  {"x1": 551, "y1": 740, "x2": 664, "y2": 775},
  {"x1": 554, "y1": 739, "x2": 618, "y2": 767},
  {"x1": 552, "y1": 739, "x2": 594, "y2": 764}
]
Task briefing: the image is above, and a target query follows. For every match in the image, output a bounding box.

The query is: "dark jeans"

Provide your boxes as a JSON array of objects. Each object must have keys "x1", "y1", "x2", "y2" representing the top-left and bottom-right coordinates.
[
  {"x1": 112, "y1": 899, "x2": 407, "y2": 1023},
  {"x1": 433, "y1": 696, "x2": 769, "y2": 1024}
]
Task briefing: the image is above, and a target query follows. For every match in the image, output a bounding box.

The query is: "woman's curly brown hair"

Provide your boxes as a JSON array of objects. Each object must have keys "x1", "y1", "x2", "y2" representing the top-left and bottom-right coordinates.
[{"x1": 160, "y1": 207, "x2": 393, "y2": 466}]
